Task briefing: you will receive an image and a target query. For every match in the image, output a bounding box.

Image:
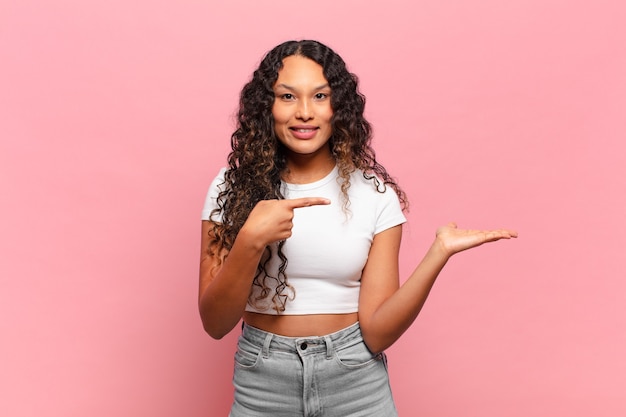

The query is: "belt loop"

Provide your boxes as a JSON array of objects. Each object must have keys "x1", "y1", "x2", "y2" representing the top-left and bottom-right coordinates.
[
  {"x1": 324, "y1": 335, "x2": 334, "y2": 360},
  {"x1": 262, "y1": 332, "x2": 272, "y2": 358}
]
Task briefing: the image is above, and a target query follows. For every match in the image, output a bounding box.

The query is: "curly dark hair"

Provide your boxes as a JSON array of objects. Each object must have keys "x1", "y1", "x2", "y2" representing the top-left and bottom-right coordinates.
[{"x1": 208, "y1": 40, "x2": 407, "y2": 313}]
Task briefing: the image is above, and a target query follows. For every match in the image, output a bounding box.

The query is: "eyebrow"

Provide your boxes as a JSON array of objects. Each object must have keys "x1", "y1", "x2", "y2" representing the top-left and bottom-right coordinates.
[{"x1": 275, "y1": 83, "x2": 330, "y2": 91}]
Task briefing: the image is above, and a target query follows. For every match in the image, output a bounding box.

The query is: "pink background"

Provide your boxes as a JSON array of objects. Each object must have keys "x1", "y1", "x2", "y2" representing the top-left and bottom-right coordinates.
[{"x1": 1, "y1": 0, "x2": 625, "y2": 416}]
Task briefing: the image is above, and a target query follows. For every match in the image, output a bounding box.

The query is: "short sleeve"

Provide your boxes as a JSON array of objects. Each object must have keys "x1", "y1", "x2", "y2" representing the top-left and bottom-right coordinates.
[
  {"x1": 374, "y1": 186, "x2": 407, "y2": 235},
  {"x1": 201, "y1": 167, "x2": 227, "y2": 221}
]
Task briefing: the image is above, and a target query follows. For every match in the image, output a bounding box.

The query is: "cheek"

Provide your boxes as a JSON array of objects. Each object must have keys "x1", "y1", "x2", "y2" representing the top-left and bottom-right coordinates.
[
  {"x1": 322, "y1": 103, "x2": 333, "y2": 119},
  {"x1": 272, "y1": 106, "x2": 288, "y2": 127},
  {"x1": 271, "y1": 108, "x2": 284, "y2": 140},
  {"x1": 323, "y1": 108, "x2": 334, "y2": 126}
]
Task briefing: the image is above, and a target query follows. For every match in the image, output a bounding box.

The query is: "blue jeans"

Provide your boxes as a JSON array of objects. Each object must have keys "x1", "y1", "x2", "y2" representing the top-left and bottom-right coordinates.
[{"x1": 229, "y1": 322, "x2": 398, "y2": 417}]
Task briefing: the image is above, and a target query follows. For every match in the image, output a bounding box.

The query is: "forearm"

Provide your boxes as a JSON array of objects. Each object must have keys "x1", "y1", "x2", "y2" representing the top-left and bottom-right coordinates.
[
  {"x1": 362, "y1": 241, "x2": 450, "y2": 353},
  {"x1": 199, "y1": 230, "x2": 264, "y2": 339},
  {"x1": 361, "y1": 222, "x2": 518, "y2": 353}
]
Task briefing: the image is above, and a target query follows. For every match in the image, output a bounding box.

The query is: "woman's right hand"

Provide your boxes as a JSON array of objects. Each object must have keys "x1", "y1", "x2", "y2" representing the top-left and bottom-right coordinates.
[
  {"x1": 240, "y1": 197, "x2": 330, "y2": 247},
  {"x1": 199, "y1": 196, "x2": 329, "y2": 339}
]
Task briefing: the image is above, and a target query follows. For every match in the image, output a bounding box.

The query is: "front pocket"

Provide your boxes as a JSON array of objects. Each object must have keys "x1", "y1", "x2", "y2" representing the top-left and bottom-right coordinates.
[
  {"x1": 334, "y1": 341, "x2": 382, "y2": 369},
  {"x1": 234, "y1": 337, "x2": 261, "y2": 368}
]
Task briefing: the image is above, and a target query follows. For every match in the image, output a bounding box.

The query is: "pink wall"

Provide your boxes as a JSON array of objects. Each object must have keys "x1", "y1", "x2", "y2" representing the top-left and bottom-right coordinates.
[{"x1": 1, "y1": 1, "x2": 624, "y2": 416}]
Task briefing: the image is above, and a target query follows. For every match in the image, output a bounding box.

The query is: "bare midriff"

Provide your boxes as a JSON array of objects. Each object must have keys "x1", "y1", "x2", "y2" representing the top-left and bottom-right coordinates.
[{"x1": 243, "y1": 311, "x2": 359, "y2": 337}]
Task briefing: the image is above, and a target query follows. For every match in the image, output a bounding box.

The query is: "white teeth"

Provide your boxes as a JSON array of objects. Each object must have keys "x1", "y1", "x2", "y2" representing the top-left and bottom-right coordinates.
[{"x1": 295, "y1": 129, "x2": 314, "y2": 132}]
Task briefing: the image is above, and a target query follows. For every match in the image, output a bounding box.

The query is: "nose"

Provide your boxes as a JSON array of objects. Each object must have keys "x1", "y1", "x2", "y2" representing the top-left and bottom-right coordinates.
[{"x1": 295, "y1": 99, "x2": 313, "y2": 121}]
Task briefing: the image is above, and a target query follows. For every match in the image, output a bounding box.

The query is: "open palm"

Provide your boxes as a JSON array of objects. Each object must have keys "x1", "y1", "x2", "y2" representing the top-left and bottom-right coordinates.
[{"x1": 435, "y1": 222, "x2": 518, "y2": 257}]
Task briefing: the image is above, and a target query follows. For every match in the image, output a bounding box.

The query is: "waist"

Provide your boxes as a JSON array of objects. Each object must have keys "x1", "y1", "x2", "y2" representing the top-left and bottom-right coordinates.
[
  {"x1": 243, "y1": 311, "x2": 359, "y2": 337},
  {"x1": 240, "y1": 321, "x2": 364, "y2": 354}
]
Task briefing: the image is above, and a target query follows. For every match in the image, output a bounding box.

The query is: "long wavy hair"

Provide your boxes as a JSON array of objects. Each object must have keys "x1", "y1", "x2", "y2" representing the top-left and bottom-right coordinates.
[{"x1": 208, "y1": 40, "x2": 407, "y2": 313}]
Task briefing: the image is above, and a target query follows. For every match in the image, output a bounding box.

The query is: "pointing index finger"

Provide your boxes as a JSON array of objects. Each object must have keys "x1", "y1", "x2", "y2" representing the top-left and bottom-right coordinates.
[{"x1": 286, "y1": 197, "x2": 331, "y2": 209}]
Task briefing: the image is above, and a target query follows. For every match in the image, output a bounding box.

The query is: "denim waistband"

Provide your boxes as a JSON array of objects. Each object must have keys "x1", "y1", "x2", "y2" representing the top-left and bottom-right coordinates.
[{"x1": 241, "y1": 321, "x2": 363, "y2": 359}]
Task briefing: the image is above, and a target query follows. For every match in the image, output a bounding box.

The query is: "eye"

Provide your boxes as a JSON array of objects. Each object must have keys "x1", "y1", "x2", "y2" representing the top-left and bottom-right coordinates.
[
  {"x1": 314, "y1": 92, "x2": 329, "y2": 100},
  {"x1": 279, "y1": 93, "x2": 295, "y2": 101}
]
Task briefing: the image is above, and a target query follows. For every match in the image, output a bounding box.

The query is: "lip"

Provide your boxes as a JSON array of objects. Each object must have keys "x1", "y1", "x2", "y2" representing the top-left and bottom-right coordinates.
[{"x1": 289, "y1": 125, "x2": 319, "y2": 140}]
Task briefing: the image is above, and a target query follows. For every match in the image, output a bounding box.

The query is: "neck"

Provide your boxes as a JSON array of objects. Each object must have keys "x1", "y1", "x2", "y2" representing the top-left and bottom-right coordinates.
[{"x1": 282, "y1": 153, "x2": 336, "y2": 184}]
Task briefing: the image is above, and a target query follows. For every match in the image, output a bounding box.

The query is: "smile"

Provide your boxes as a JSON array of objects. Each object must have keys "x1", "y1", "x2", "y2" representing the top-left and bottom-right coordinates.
[
  {"x1": 288, "y1": 126, "x2": 320, "y2": 140},
  {"x1": 290, "y1": 128, "x2": 318, "y2": 132}
]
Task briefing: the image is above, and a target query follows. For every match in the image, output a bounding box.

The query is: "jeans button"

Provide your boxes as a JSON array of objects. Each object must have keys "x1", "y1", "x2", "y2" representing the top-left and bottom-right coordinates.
[{"x1": 300, "y1": 342, "x2": 308, "y2": 350}]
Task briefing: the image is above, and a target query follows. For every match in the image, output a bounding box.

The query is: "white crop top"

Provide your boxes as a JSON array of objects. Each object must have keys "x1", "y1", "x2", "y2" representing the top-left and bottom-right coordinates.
[{"x1": 201, "y1": 166, "x2": 406, "y2": 315}]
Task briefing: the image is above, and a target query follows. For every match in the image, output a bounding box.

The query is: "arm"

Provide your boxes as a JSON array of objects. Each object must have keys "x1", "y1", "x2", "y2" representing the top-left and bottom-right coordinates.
[
  {"x1": 198, "y1": 197, "x2": 331, "y2": 339},
  {"x1": 198, "y1": 220, "x2": 266, "y2": 339},
  {"x1": 358, "y1": 223, "x2": 517, "y2": 353}
]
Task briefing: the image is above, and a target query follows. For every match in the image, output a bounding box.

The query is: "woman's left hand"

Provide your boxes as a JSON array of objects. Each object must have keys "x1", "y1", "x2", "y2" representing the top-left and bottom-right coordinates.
[{"x1": 435, "y1": 222, "x2": 518, "y2": 257}]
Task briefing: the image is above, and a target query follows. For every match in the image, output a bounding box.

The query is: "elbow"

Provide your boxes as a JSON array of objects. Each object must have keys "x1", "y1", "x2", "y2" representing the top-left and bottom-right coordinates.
[
  {"x1": 201, "y1": 317, "x2": 231, "y2": 340},
  {"x1": 364, "y1": 340, "x2": 389, "y2": 355},
  {"x1": 360, "y1": 325, "x2": 393, "y2": 354},
  {"x1": 205, "y1": 327, "x2": 228, "y2": 340},
  {"x1": 198, "y1": 291, "x2": 244, "y2": 339},
  {"x1": 361, "y1": 335, "x2": 385, "y2": 355},
  {"x1": 198, "y1": 295, "x2": 231, "y2": 339},
  {"x1": 199, "y1": 306, "x2": 240, "y2": 339}
]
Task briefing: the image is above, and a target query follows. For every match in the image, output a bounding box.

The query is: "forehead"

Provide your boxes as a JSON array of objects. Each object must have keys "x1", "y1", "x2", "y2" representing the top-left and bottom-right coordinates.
[{"x1": 274, "y1": 55, "x2": 328, "y2": 86}]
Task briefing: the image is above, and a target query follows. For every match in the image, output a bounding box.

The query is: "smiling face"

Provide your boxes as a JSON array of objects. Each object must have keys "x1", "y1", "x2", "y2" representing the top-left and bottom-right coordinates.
[{"x1": 272, "y1": 55, "x2": 333, "y2": 164}]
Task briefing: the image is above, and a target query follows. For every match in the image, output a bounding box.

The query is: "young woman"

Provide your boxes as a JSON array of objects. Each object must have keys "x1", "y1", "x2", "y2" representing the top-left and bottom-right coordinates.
[{"x1": 199, "y1": 40, "x2": 517, "y2": 416}]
